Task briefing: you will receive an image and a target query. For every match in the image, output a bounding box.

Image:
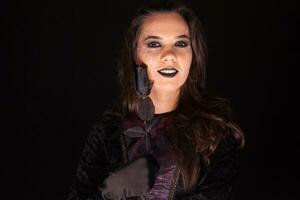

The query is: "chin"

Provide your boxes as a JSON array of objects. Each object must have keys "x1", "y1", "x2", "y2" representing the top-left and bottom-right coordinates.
[{"x1": 152, "y1": 84, "x2": 181, "y2": 93}]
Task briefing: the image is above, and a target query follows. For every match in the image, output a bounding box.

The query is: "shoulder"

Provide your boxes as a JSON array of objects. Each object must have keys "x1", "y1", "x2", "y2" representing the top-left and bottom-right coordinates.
[
  {"x1": 94, "y1": 107, "x2": 122, "y2": 128},
  {"x1": 83, "y1": 107, "x2": 125, "y2": 169},
  {"x1": 90, "y1": 108, "x2": 123, "y2": 139},
  {"x1": 193, "y1": 133, "x2": 241, "y2": 193},
  {"x1": 208, "y1": 133, "x2": 240, "y2": 168}
]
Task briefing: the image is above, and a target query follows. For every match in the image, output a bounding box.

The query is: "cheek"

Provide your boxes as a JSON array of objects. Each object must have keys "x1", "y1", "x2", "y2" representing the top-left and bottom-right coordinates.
[
  {"x1": 137, "y1": 48, "x2": 161, "y2": 78},
  {"x1": 181, "y1": 65, "x2": 191, "y2": 83},
  {"x1": 140, "y1": 48, "x2": 160, "y2": 62},
  {"x1": 178, "y1": 50, "x2": 192, "y2": 73}
]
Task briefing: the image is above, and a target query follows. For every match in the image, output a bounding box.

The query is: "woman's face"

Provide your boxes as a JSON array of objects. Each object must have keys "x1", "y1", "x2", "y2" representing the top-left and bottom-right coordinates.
[{"x1": 136, "y1": 12, "x2": 192, "y2": 93}]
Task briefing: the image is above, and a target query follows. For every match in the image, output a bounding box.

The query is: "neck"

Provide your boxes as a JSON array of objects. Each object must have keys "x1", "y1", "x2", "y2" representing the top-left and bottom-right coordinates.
[{"x1": 149, "y1": 89, "x2": 179, "y2": 114}]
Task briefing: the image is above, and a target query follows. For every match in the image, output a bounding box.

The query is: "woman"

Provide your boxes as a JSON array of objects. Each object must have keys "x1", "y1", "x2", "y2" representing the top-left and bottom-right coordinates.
[{"x1": 67, "y1": 1, "x2": 244, "y2": 199}]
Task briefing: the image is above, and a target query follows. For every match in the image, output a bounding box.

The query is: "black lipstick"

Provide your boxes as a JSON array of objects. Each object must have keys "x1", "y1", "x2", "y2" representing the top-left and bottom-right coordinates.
[{"x1": 157, "y1": 68, "x2": 178, "y2": 78}]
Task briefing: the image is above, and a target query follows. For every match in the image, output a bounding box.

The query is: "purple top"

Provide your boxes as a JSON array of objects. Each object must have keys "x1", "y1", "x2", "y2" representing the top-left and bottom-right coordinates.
[{"x1": 122, "y1": 112, "x2": 178, "y2": 200}]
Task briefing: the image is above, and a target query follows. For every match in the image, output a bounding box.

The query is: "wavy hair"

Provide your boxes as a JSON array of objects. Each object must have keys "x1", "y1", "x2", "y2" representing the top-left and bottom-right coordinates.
[{"x1": 115, "y1": 0, "x2": 244, "y2": 192}]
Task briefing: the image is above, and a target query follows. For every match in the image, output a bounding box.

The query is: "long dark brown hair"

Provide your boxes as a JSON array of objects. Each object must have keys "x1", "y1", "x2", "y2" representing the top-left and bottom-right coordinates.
[{"x1": 115, "y1": 0, "x2": 244, "y2": 192}]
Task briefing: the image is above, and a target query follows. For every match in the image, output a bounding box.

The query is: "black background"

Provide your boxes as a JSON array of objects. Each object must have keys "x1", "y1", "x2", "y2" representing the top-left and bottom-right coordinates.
[{"x1": 5, "y1": 0, "x2": 299, "y2": 199}]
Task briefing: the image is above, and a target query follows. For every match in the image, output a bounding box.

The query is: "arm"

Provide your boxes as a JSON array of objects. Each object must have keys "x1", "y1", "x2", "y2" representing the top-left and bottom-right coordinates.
[
  {"x1": 66, "y1": 116, "x2": 118, "y2": 200},
  {"x1": 178, "y1": 135, "x2": 241, "y2": 200},
  {"x1": 66, "y1": 111, "x2": 160, "y2": 200}
]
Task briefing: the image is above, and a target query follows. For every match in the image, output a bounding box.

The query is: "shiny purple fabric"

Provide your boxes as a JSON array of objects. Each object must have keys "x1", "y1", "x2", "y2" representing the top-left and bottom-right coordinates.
[{"x1": 122, "y1": 113, "x2": 178, "y2": 200}]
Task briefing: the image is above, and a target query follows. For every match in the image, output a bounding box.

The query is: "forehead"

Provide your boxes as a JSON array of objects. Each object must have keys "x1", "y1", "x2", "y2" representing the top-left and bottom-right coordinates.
[{"x1": 140, "y1": 12, "x2": 190, "y2": 37}]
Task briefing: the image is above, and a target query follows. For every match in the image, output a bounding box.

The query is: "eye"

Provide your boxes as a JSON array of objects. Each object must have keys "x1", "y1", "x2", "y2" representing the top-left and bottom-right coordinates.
[
  {"x1": 147, "y1": 41, "x2": 161, "y2": 48},
  {"x1": 175, "y1": 41, "x2": 189, "y2": 48}
]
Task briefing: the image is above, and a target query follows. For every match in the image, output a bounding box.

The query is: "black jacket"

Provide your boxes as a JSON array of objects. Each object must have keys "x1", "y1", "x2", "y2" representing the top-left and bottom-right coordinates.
[{"x1": 66, "y1": 110, "x2": 241, "y2": 200}]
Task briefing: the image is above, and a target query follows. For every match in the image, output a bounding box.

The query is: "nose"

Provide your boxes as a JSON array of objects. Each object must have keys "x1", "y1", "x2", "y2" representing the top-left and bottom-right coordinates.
[{"x1": 160, "y1": 49, "x2": 177, "y2": 63}]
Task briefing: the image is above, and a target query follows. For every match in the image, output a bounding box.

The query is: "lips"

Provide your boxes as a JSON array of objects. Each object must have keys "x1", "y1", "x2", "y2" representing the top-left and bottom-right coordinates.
[{"x1": 157, "y1": 67, "x2": 178, "y2": 78}]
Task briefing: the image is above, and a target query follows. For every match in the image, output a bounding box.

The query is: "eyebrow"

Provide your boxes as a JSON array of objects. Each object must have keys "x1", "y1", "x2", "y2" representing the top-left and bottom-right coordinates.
[{"x1": 144, "y1": 34, "x2": 190, "y2": 41}]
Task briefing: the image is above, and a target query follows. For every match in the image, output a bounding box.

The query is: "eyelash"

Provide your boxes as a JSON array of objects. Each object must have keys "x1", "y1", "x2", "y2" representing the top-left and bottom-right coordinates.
[{"x1": 147, "y1": 41, "x2": 189, "y2": 48}]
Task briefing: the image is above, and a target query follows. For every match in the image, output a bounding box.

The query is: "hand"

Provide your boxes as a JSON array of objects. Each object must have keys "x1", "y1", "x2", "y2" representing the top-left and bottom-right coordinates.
[{"x1": 99, "y1": 154, "x2": 159, "y2": 200}]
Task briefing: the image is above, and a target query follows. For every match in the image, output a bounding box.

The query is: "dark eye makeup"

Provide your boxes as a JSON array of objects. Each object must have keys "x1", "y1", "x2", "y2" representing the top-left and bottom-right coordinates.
[
  {"x1": 146, "y1": 40, "x2": 190, "y2": 48},
  {"x1": 147, "y1": 41, "x2": 161, "y2": 48},
  {"x1": 175, "y1": 40, "x2": 189, "y2": 47}
]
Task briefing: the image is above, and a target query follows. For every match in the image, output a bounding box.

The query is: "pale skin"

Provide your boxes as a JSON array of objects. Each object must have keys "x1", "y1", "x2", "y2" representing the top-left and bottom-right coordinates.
[{"x1": 136, "y1": 12, "x2": 193, "y2": 114}]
